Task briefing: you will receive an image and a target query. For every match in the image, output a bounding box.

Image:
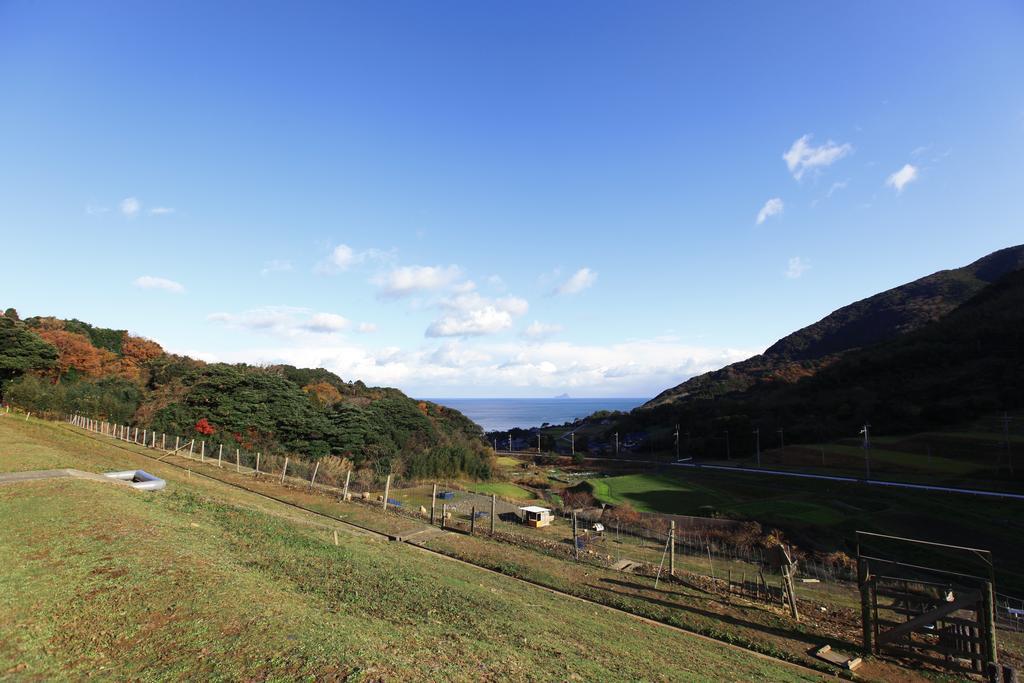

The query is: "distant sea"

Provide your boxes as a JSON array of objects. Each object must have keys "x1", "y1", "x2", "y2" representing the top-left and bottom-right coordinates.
[{"x1": 424, "y1": 398, "x2": 646, "y2": 432}]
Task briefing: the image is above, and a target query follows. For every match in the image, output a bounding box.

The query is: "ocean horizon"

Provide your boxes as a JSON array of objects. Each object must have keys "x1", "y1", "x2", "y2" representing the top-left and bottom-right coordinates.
[{"x1": 424, "y1": 397, "x2": 646, "y2": 432}]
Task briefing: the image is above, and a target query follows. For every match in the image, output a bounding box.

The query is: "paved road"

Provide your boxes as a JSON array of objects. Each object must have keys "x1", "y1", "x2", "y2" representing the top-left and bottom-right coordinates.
[
  {"x1": 668, "y1": 462, "x2": 1024, "y2": 501},
  {"x1": 495, "y1": 450, "x2": 1024, "y2": 501}
]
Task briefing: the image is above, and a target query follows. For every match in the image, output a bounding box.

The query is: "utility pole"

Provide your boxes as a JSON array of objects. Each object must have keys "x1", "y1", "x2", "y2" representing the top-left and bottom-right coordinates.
[
  {"x1": 493, "y1": 438, "x2": 497, "y2": 454},
  {"x1": 571, "y1": 431, "x2": 575, "y2": 456},
  {"x1": 508, "y1": 433, "x2": 512, "y2": 453},
  {"x1": 614, "y1": 432, "x2": 619, "y2": 456},
  {"x1": 537, "y1": 433, "x2": 541, "y2": 453},
  {"x1": 753, "y1": 428, "x2": 761, "y2": 468},
  {"x1": 1002, "y1": 412, "x2": 1014, "y2": 476},
  {"x1": 860, "y1": 424, "x2": 871, "y2": 480},
  {"x1": 674, "y1": 424, "x2": 680, "y2": 461}
]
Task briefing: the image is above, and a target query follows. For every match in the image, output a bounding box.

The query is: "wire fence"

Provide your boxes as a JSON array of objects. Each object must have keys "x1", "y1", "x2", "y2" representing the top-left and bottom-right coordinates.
[{"x1": 61, "y1": 411, "x2": 1023, "y2": 631}]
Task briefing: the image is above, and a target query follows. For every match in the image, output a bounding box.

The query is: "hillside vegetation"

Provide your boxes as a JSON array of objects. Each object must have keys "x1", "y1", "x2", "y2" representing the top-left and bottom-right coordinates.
[
  {"x1": 608, "y1": 246, "x2": 1024, "y2": 456},
  {"x1": 646, "y1": 244, "x2": 1024, "y2": 409},
  {"x1": 0, "y1": 310, "x2": 491, "y2": 482}
]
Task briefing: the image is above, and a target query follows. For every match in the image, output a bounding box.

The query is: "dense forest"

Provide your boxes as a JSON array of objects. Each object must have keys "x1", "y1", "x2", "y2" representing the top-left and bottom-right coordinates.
[{"x1": 0, "y1": 309, "x2": 492, "y2": 481}]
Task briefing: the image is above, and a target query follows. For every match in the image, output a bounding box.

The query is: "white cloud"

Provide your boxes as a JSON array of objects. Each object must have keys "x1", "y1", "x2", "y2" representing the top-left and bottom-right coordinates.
[
  {"x1": 555, "y1": 267, "x2": 597, "y2": 295},
  {"x1": 207, "y1": 306, "x2": 352, "y2": 337},
  {"x1": 427, "y1": 307, "x2": 516, "y2": 337},
  {"x1": 425, "y1": 292, "x2": 529, "y2": 338},
  {"x1": 374, "y1": 264, "x2": 462, "y2": 298},
  {"x1": 133, "y1": 275, "x2": 184, "y2": 293},
  {"x1": 120, "y1": 197, "x2": 141, "y2": 217},
  {"x1": 886, "y1": 163, "x2": 918, "y2": 192},
  {"x1": 303, "y1": 313, "x2": 350, "y2": 333},
  {"x1": 783, "y1": 134, "x2": 852, "y2": 180},
  {"x1": 522, "y1": 321, "x2": 563, "y2": 340},
  {"x1": 328, "y1": 244, "x2": 356, "y2": 270},
  {"x1": 826, "y1": 180, "x2": 848, "y2": 197},
  {"x1": 180, "y1": 337, "x2": 757, "y2": 398},
  {"x1": 316, "y1": 243, "x2": 394, "y2": 274},
  {"x1": 149, "y1": 206, "x2": 175, "y2": 215},
  {"x1": 85, "y1": 204, "x2": 109, "y2": 215},
  {"x1": 756, "y1": 197, "x2": 784, "y2": 225},
  {"x1": 260, "y1": 259, "x2": 293, "y2": 276},
  {"x1": 357, "y1": 322, "x2": 378, "y2": 334},
  {"x1": 785, "y1": 256, "x2": 810, "y2": 279}
]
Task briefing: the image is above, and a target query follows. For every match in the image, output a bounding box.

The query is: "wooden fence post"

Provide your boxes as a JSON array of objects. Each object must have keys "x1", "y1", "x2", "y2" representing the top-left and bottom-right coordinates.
[
  {"x1": 430, "y1": 483, "x2": 437, "y2": 525},
  {"x1": 783, "y1": 564, "x2": 799, "y2": 621},
  {"x1": 669, "y1": 520, "x2": 676, "y2": 577},
  {"x1": 188, "y1": 439, "x2": 194, "y2": 458},
  {"x1": 470, "y1": 506, "x2": 476, "y2": 534},
  {"x1": 490, "y1": 494, "x2": 496, "y2": 534},
  {"x1": 201, "y1": 440, "x2": 205, "y2": 462},
  {"x1": 441, "y1": 503, "x2": 447, "y2": 529},
  {"x1": 572, "y1": 512, "x2": 579, "y2": 560},
  {"x1": 983, "y1": 581, "x2": 998, "y2": 666},
  {"x1": 174, "y1": 436, "x2": 179, "y2": 451},
  {"x1": 255, "y1": 452, "x2": 260, "y2": 477},
  {"x1": 310, "y1": 461, "x2": 320, "y2": 490},
  {"x1": 235, "y1": 448, "x2": 240, "y2": 473},
  {"x1": 858, "y1": 559, "x2": 876, "y2": 654},
  {"x1": 218, "y1": 444, "x2": 223, "y2": 468},
  {"x1": 280, "y1": 457, "x2": 289, "y2": 484},
  {"x1": 343, "y1": 469, "x2": 351, "y2": 500},
  {"x1": 162, "y1": 433, "x2": 166, "y2": 449},
  {"x1": 382, "y1": 474, "x2": 391, "y2": 513}
]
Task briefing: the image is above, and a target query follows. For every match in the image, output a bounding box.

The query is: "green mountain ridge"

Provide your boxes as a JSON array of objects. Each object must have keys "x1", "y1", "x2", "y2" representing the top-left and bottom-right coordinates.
[
  {"x1": 611, "y1": 253, "x2": 1024, "y2": 451},
  {"x1": 645, "y1": 244, "x2": 1024, "y2": 409}
]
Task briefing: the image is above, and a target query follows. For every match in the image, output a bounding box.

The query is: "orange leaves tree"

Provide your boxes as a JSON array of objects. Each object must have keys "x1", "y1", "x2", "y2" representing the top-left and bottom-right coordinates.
[{"x1": 34, "y1": 328, "x2": 116, "y2": 381}]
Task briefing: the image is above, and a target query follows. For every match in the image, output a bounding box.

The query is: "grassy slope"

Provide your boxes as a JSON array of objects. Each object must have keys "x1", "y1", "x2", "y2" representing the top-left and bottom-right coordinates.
[{"x1": 0, "y1": 417, "x2": 819, "y2": 682}]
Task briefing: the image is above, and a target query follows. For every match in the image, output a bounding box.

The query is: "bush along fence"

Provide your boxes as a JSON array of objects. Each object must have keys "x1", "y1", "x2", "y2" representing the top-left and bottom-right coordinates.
[{"x1": 63, "y1": 411, "x2": 1024, "y2": 633}]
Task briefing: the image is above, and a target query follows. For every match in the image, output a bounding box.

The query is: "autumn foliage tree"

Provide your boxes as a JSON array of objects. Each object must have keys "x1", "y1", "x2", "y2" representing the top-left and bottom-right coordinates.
[
  {"x1": 194, "y1": 418, "x2": 215, "y2": 435},
  {"x1": 34, "y1": 328, "x2": 116, "y2": 380},
  {"x1": 302, "y1": 381, "x2": 343, "y2": 407}
]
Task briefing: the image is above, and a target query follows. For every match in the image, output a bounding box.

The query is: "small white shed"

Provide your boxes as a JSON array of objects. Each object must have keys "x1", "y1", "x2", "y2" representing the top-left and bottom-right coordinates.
[{"x1": 520, "y1": 505, "x2": 553, "y2": 528}]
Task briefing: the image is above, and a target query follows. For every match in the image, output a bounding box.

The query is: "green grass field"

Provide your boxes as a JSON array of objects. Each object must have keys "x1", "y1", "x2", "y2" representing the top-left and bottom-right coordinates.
[
  {"x1": 0, "y1": 417, "x2": 826, "y2": 681},
  {"x1": 584, "y1": 469, "x2": 1024, "y2": 595},
  {"x1": 465, "y1": 481, "x2": 538, "y2": 500}
]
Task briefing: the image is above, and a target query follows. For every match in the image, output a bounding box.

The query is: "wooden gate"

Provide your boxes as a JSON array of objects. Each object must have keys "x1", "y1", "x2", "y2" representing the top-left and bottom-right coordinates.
[{"x1": 857, "y1": 532, "x2": 998, "y2": 674}]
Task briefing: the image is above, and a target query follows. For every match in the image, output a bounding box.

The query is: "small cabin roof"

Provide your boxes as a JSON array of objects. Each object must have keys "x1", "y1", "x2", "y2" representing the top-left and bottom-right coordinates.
[{"x1": 520, "y1": 505, "x2": 551, "y2": 514}]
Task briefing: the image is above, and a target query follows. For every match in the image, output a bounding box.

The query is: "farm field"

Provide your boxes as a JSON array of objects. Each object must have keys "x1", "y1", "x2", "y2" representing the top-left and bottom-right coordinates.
[
  {"x1": 465, "y1": 481, "x2": 538, "y2": 500},
  {"x1": 582, "y1": 470, "x2": 1024, "y2": 595},
  {"x1": 0, "y1": 416, "x2": 837, "y2": 682}
]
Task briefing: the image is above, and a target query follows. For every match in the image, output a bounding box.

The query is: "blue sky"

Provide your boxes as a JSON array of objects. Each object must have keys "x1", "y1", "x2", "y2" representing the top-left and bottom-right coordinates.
[{"x1": 2, "y1": 1, "x2": 1022, "y2": 397}]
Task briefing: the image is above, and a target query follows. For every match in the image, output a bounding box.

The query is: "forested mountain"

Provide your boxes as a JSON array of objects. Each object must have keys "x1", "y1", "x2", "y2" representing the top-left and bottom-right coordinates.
[
  {"x1": 611, "y1": 261, "x2": 1024, "y2": 453},
  {"x1": 645, "y1": 244, "x2": 1024, "y2": 409},
  {"x1": 0, "y1": 310, "x2": 491, "y2": 480}
]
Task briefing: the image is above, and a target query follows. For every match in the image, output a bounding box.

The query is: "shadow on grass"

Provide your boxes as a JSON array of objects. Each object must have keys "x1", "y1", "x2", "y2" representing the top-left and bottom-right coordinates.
[{"x1": 594, "y1": 576, "x2": 862, "y2": 654}]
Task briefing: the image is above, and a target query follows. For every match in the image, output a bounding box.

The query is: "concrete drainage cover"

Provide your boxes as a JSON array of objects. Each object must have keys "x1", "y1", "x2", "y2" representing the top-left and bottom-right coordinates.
[{"x1": 0, "y1": 468, "x2": 165, "y2": 491}]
